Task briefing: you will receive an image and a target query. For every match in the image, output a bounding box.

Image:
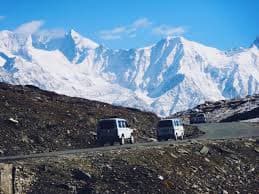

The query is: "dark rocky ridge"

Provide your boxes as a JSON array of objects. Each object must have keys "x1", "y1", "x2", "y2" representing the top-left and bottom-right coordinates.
[
  {"x1": 0, "y1": 82, "x2": 158, "y2": 156},
  {"x1": 173, "y1": 94, "x2": 259, "y2": 123}
]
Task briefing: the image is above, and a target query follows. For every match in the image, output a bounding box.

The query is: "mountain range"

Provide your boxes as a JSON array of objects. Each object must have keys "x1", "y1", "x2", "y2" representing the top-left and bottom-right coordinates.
[{"x1": 0, "y1": 29, "x2": 258, "y2": 115}]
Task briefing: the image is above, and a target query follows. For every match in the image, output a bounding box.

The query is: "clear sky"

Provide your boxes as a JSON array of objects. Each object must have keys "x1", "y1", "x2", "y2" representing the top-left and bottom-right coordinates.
[{"x1": 0, "y1": 0, "x2": 258, "y2": 50}]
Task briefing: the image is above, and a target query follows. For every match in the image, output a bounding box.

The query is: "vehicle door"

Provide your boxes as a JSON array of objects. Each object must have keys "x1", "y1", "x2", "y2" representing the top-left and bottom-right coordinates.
[
  {"x1": 157, "y1": 120, "x2": 173, "y2": 136},
  {"x1": 117, "y1": 120, "x2": 127, "y2": 138},
  {"x1": 173, "y1": 119, "x2": 183, "y2": 136},
  {"x1": 124, "y1": 121, "x2": 133, "y2": 138},
  {"x1": 97, "y1": 120, "x2": 117, "y2": 137}
]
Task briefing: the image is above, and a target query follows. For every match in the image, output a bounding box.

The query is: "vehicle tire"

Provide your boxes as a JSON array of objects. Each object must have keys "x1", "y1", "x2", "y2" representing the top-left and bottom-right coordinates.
[
  {"x1": 110, "y1": 141, "x2": 114, "y2": 146},
  {"x1": 180, "y1": 134, "x2": 184, "y2": 140},
  {"x1": 157, "y1": 137, "x2": 162, "y2": 142},
  {"x1": 130, "y1": 135, "x2": 135, "y2": 144},
  {"x1": 120, "y1": 135, "x2": 125, "y2": 145},
  {"x1": 174, "y1": 134, "x2": 178, "y2": 141}
]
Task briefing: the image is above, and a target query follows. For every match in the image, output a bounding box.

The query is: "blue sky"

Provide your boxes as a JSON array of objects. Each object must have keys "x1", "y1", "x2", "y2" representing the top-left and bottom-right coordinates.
[{"x1": 0, "y1": 0, "x2": 258, "y2": 50}]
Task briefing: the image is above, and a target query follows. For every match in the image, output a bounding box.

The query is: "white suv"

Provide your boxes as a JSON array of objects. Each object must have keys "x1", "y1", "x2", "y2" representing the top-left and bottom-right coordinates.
[
  {"x1": 97, "y1": 118, "x2": 135, "y2": 146},
  {"x1": 156, "y1": 118, "x2": 184, "y2": 141}
]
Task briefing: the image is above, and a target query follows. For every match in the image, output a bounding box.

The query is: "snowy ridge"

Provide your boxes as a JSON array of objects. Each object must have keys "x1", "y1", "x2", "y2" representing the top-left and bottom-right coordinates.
[{"x1": 0, "y1": 29, "x2": 258, "y2": 116}]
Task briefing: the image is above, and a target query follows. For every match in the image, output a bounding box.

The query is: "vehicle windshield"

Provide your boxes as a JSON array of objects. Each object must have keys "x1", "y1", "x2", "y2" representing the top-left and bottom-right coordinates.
[
  {"x1": 158, "y1": 120, "x2": 172, "y2": 127},
  {"x1": 98, "y1": 120, "x2": 117, "y2": 129}
]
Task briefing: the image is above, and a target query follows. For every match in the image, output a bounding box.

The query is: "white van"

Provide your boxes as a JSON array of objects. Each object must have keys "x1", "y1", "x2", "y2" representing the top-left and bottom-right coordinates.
[
  {"x1": 156, "y1": 118, "x2": 184, "y2": 141},
  {"x1": 97, "y1": 118, "x2": 135, "y2": 146}
]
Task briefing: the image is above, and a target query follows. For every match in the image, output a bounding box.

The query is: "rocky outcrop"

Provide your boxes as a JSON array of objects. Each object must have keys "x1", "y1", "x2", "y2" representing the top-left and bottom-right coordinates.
[{"x1": 173, "y1": 94, "x2": 259, "y2": 123}]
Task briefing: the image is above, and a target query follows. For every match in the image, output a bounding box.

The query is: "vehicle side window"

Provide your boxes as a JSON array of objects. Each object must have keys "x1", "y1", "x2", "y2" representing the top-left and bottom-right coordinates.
[
  {"x1": 118, "y1": 121, "x2": 123, "y2": 128},
  {"x1": 118, "y1": 121, "x2": 126, "y2": 128},
  {"x1": 123, "y1": 121, "x2": 126, "y2": 128}
]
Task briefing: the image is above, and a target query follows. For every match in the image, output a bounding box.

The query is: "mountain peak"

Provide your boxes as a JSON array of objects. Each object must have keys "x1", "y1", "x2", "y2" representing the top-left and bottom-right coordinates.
[
  {"x1": 153, "y1": 36, "x2": 188, "y2": 50},
  {"x1": 165, "y1": 36, "x2": 185, "y2": 41},
  {"x1": 69, "y1": 29, "x2": 81, "y2": 38},
  {"x1": 68, "y1": 29, "x2": 99, "y2": 49},
  {"x1": 0, "y1": 30, "x2": 13, "y2": 37},
  {"x1": 0, "y1": 28, "x2": 258, "y2": 116},
  {"x1": 252, "y1": 36, "x2": 259, "y2": 48},
  {"x1": 160, "y1": 36, "x2": 189, "y2": 46}
]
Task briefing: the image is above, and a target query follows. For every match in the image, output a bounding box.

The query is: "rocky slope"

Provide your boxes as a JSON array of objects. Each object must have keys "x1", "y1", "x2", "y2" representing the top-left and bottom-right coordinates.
[
  {"x1": 0, "y1": 29, "x2": 259, "y2": 115},
  {"x1": 173, "y1": 94, "x2": 259, "y2": 123},
  {"x1": 4, "y1": 138, "x2": 259, "y2": 194},
  {"x1": 0, "y1": 82, "x2": 203, "y2": 157},
  {"x1": 0, "y1": 82, "x2": 158, "y2": 156}
]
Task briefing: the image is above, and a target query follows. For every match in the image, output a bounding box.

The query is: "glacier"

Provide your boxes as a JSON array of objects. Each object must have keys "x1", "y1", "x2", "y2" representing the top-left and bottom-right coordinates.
[{"x1": 0, "y1": 29, "x2": 258, "y2": 116}]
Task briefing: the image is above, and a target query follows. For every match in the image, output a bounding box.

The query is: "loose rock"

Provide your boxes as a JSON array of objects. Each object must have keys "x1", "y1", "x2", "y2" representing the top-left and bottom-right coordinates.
[{"x1": 200, "y1": 146, "x2": 209, "y2": 155}]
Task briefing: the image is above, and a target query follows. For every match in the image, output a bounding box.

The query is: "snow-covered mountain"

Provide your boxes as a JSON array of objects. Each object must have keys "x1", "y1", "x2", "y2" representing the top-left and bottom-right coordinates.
[{"x1": 0, "y1": 29, "x2": 258, "y2": 116}]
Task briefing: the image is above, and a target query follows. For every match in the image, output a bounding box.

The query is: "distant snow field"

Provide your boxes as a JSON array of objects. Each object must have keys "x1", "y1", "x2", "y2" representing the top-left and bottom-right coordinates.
[{"x1": 0, "y1": 29, "x2": 258, "y2": 116}]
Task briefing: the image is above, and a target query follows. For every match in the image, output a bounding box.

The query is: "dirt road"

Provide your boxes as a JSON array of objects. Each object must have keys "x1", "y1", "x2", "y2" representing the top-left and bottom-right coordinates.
[
  {"x1": 0, "y1": 122, "x2": 258, "y2": 162},
  {"x1": 195, "y1": 122, "x2": 259, "y2": 139}
]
